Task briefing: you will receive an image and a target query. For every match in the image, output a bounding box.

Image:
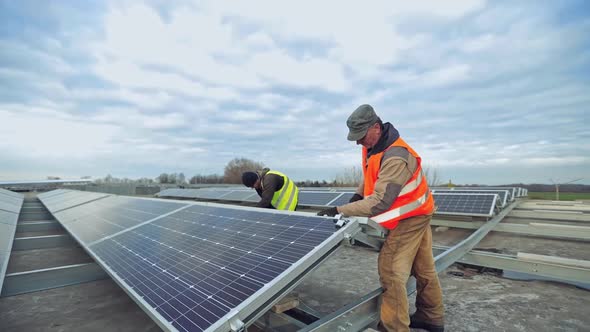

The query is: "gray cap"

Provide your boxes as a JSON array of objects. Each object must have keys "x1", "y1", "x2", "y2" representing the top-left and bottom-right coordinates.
[{"x1": 346, "y1": 104, "x2": 380, "y2": 141}]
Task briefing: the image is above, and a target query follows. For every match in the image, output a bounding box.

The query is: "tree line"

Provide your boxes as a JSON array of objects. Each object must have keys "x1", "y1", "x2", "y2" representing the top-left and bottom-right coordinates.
[{"x1": 93, "y1": 157, "x2": 447, "y2": 188}]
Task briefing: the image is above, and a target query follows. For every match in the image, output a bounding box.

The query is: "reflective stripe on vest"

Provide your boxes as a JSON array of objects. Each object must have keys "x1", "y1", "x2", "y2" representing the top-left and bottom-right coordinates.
[
  {"x1": 266, "y1": 170, "x2": 299, "y2": 211},
  {"x1": 398, "y1": 169, "x2": 424, "y2": 196},
  {"x1": 371, "y1": 190, "x2": 429, "y2": 223}
]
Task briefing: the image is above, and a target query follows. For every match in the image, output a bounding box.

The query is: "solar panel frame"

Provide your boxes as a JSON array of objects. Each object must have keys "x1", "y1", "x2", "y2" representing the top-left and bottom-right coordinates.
[{"x1": 432, "y1": 193, "x2": 498, "y2": 217}]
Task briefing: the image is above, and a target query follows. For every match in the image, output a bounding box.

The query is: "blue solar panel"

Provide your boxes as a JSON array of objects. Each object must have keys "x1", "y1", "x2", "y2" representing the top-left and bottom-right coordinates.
[
  {"x1": 328, "y1": 193, "x2": 356, "y2": 206},
  {"x1": 297, "y1": 192, "x2": 340, "y2": 206},
  {"x1": 433, "y1": 193, "x2": 498, "y2": 217},
  {"x1": 216, "y1": 191, "x2": 255, "y2": 201},
  {"x1": 0, "y1": 192, "x2": 22, "y2": 294},
  {"x1": 89, "y1": 204, "x2": 341, "y2": 332},
  {"x1": 432, "y1": 189, "x2": 508, "y2": 207},
  {"x1": 53, "y1": 196, "x2": 189, "y2": 244}
]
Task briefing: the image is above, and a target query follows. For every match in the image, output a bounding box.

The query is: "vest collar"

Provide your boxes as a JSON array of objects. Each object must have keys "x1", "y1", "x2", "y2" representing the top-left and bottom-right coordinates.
[{"x1": 367, "y1": 122, "x2": 400, "y2": 158}]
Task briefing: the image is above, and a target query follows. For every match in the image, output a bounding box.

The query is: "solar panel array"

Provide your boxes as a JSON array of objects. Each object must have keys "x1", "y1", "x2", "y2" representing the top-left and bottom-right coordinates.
[
  {"x1": 39, "y1": 189, "x2": 351, "y2": 332},
  {"x1": 157, "y1": 186, "x2": 522, "y2": 217},
  {"x1": 39, "y1": 189, "x2": 111, "y2": 214},
  {"x1": 157, "y1": 188, "x2": 357, "y2": 208},
  {"x1": 432, "y1": 193, "x2": 499, "y2": 217},
  {"x1": 432, "y1": 189, "x2": 509, "y2": 207},
  {"x1": 434, "y1": 187, "x2": 523, "y2": 200},
  {"x1": 0, "y1": 188, "x2": 24, "y2": 293}
]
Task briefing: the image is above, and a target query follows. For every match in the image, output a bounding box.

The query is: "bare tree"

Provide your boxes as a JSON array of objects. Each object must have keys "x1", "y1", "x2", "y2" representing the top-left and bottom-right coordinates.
[
  {"x1": 423, "y1": 165, "x2": 442, "y2": 187},
  {"x1": 177, "y1": 172, "x2": 186, "y2": 185},
  {"x1": 333, "y1": 166, "x2": 363, "y2": 187},
  {"x1": 223, "y1": 158, "x2": 265, "y2": 184},
  {"x1": 157, "y1": 173, "x2": 169, "y2": 184},
  {"x1": 190, "y1": 174, "x2": 224, "y2": 184}
]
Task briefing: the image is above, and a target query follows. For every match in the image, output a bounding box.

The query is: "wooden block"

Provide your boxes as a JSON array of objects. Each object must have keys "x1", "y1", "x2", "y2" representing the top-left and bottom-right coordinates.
[{"x1": 271, "y1": 296, "x2": 300, "y2": 313}]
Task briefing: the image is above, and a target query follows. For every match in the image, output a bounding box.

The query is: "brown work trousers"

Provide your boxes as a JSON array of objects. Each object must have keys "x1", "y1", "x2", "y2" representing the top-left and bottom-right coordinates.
[{"x1": 377, "y1": 214, "x2": 444, "y2": 332}]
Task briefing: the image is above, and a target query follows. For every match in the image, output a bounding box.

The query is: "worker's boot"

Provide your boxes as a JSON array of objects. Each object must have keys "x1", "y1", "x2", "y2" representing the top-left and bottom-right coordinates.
[{"x1": 409, "y1": 313, "x2": 444, "y2": 332}]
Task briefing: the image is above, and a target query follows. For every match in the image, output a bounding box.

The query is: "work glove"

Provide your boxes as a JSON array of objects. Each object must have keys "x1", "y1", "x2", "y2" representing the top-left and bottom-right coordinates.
[
  {"x1": 316, "y1": 206, "x2": 338, "y2": 217},
  {"x1": 349, "y1": 193, "x2": 363, "y2": 203}
]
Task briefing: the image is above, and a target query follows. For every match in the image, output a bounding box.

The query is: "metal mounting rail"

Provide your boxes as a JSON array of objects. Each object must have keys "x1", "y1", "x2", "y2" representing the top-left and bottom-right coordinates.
[
  {"x1": 1, "y1": 262, "x2": 109, "y2": 297},
  {"x1": 430, "y1": 219, "x2": 590, "y2": 241},
  {"x1": 431, "y1": 245, "x2": 590, "y2": 290},
  {"x1": 298, "y1": 201, "x2": 518, "y2": 332}
]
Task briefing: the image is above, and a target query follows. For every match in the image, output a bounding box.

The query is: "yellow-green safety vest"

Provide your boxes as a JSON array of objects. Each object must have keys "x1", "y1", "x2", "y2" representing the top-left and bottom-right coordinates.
[{"x1": 264, "y1": 170, "x2": 299, "y2": 211}]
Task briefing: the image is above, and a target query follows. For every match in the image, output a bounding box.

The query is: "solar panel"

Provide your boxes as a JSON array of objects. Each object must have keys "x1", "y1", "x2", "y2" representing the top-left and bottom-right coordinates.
[
  {"x1": 42, "y1": 190, "x2": 111, "y2": 214},
  {"x1": 0, "y1": 191, "x2": 22, "y2": 294},
  {"x1": 41, "y1": 190, "x2": 354, "y2": 332},
  {"x1": 0, "y1": 199, "x2": 21, "y2": 213},
  {"x1": 0, "y1": 188, "x2": 24, "y2": 199},
  {"x1": 53, "y1": 196, "x2": 189, "y2": 245},
  {"x1": 432, "y1": 187, "x2": 516, "y2": 201},
  {"x1": 297, "y1": 192, "x2": 341, "y2": 206},
  {"x1": 0, "y1": 210, "x2": 19, "y2": 226},
  {"x1": 156, "y1": 189, "x2": 178, "y2": 197},
  {"x1": 89, "y1": 204, "x2": 345, "y2": 332},
  {"x1": 0, "y1": 222, "x2": 17, "y2": 293},
  {"x1": 0, "y1": 192, "x2": 24, "y2": 205},
  {"x1": 217, "y1": 191, "x2": 257, "y2": 202},
  {"x1": 327, "y1": 193, "x2": 356, "y2": 206},
  {"x1": 432, "y1": 189, "x2": 509, "y2": 207},
  {"x1": 195, "y1": 190, "x2": 231, "y2": 200},
  {"x1": 432, "y1": 193, "x2": 498, "y2": 217}
]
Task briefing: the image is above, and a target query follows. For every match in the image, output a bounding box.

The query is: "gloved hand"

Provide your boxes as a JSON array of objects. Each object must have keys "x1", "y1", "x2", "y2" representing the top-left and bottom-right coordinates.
[
  {"x1": 349, "y1": 193, "x2": 363, "y2": 203},
  {"x1": 316, "y1": 206, "x2": 338, "y2": 217}
]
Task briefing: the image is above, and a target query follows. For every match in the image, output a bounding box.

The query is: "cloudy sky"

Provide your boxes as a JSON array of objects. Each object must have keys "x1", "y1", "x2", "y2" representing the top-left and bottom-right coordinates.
[{"x1": 1, "y1": 0, "x2": 589, "y2": 185}]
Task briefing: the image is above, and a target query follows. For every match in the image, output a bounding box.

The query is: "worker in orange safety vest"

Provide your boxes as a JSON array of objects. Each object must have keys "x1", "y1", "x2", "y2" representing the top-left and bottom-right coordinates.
[{"x1": 317, "y1": 104, "x2": 444, "y2": 332}]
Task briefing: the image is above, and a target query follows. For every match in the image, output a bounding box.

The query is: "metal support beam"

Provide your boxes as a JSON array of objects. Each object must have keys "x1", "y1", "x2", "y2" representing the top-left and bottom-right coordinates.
[
  {"x1": 16, "y1": 221, "x2": 61, "y2": 233},
  {"x1": 0, "y1": 262, "x2": 109, "y2": 297},
  {"x1": 12, "y1": 234, "x2": 76, "y2": 251},
  {"x1": 430, "y1": 219, "x2": 590, "y2": 241},
  {"x1": 17, "y1": 212, "x2": 54, "y2": 221},
  {"x1": 509, "y1": 210, "x2": 590, "y2": 223},
  {"x1": 432, "y1": 245, "x2": 590, "y2": 289}
]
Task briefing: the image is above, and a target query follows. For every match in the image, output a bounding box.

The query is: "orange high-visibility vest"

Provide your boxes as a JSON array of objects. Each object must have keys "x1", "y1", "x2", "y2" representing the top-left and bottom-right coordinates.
[{"x1": 362, "y1": 137, "x2": 434, "y2": 230}]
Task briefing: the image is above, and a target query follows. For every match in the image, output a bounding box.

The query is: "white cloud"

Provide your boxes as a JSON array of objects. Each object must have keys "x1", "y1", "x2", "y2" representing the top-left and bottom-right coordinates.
[
  {"x1": 0, "y1": 109, "x2": 119, "y2": 158},
  {"x1": 1, "y1": 1, "x2": 589, "y2": 184},
  {"x1": 89, "y1": 108, "x2": 187, "y2": 130},
  {"x1": 461, "y1": 34, "x2": 497, "y2": 52}
]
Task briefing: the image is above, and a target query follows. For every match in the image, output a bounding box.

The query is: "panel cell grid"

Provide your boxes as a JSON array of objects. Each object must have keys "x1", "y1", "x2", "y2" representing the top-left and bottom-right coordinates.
[
  {"x1": 328, "y1": 193, "x2": 356, "y2": 206},
  {"x1": 217, "y1": 191, "x2": 257, "y2": 201},
  {"x1": 54, "y1": 196, "x2": 189, "y2": 244},
  {"x1": 90, "y1": 204, "x2": 338, "y2": 332},
  {"x1": 432, "y1": 190, "x2": 508, "y2": 207},
  {"x1": 297, "y1": 192, "x2": 340, "y2": 206},
  {"x1": 433, "y1": 193, "x2": 497, "y2": 217}
]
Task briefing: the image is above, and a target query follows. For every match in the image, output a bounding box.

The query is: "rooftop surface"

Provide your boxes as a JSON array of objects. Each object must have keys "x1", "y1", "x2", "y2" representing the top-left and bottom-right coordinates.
[{"x1": 1, "y1": 192, "x2": 588, "y2": 331}]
